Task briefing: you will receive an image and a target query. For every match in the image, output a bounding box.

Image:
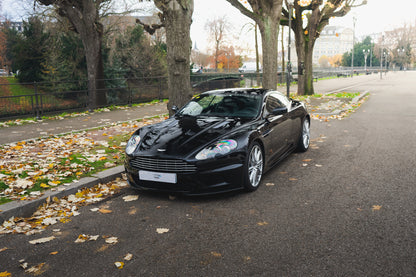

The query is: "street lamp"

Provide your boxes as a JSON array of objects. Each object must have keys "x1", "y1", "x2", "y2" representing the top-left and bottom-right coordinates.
[
  {"x1": 380, "y1": 34, "x2": 384, "y2": 80},
  {"x1": 397, "y1": 47, "x2": 405, "y2": 70},
  {"x1": 363, "y1": 49, "x2": 370, "y2": 72},
  {"x1": 286, "y1": 0, "x2": 294, "y2": 98},
  {"x1": 351, "y1": 16, "x2": 356, "y2": 77}
]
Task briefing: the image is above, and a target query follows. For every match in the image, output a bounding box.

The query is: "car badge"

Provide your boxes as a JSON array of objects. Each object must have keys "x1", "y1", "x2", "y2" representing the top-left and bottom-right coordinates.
[{"x1": 157, "y1": 148, "x2": 166, "y2": 152}]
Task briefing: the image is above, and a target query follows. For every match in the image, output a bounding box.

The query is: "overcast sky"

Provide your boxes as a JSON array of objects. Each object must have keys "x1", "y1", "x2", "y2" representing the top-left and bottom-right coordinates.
[
  {"x1": 2, "y1": 0, "x2": 415, "y2": 55},
  {"x1": 191, "y1": 0, "x2": 416, "y2": 54}
]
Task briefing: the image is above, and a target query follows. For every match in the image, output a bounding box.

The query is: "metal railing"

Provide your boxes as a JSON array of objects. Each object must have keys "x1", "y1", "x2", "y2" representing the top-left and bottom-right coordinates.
[{"x1": 0, "y1": 77, "x2": 169, "y2": 120}]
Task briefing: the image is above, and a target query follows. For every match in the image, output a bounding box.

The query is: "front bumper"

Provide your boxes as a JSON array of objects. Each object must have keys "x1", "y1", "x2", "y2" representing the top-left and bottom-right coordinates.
[{"x1": 124, "y1": 155, "x2": 245, "y2": 195}]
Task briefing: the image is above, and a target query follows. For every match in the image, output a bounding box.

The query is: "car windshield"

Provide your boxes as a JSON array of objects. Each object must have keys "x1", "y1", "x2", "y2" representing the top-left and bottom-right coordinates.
[{"x1": 178, "y1": 94, "x2": 262, "y2": 119}]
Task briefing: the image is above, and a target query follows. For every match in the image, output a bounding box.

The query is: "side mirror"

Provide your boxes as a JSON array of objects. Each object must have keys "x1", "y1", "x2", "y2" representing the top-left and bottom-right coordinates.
[
  {"x1": 271, "y1": 107, "x2": 288, "y2": 116},
  {"x1": 172, "y1": 105, "x2": 179, "y2": 113}
]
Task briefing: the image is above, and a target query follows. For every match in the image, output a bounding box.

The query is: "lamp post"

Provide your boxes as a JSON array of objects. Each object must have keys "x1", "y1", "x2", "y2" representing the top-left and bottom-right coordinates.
[
  {"x1": 351, "y1": 16, "x2": 356, "y2": 77},
  {"x1": 286, "y1": 0, "x2": 294, "y2": 98},
  {"x1": 363, "y1": 49, "x2": 370, "y2": 72},
  {"x1": 397, "y1": 47, "x2": 405, "y2": 70},
  {"x1": 380, "y1": 35, "x2": 384, "y2": 80}
]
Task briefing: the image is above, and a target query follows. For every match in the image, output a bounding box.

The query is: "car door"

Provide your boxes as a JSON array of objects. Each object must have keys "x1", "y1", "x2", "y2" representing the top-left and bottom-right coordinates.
[{"x1": 262, "y1": 93, "x2": 292, "y2": 164}]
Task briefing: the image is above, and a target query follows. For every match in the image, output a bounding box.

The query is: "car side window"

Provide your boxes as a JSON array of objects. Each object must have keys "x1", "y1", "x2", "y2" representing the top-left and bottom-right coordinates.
[{"x1": 265, "y1": 93, "x2": 289, "y2": 114}]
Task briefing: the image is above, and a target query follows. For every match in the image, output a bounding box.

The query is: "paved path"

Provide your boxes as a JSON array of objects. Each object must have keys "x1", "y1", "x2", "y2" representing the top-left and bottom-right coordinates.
[
  {"x1": 1, "y1": 71, "x2": 415, "y2": 275},
  {"x1": 0, "y1": 102, "x2": 168, "y2": 145}
]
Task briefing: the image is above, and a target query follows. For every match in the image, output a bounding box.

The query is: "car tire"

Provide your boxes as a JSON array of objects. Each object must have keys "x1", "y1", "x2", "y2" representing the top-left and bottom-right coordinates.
[
  {"x1": 297, "y1": 118, "x2": 310, "y2": 152},
  {"x1": 244, "y1": 142, "x2": 264, "y2": 192}
]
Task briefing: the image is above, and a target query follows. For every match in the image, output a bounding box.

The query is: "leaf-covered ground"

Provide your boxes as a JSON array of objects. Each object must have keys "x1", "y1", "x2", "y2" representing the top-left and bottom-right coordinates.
[{"x1": 0, "y1": 117, "x2": 165, "y2": 204}]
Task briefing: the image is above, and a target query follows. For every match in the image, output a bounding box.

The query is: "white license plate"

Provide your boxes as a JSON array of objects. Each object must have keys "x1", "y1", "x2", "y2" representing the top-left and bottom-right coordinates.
[{"x1": 139, "y1": 170, "x2": 177, "y2": 184}]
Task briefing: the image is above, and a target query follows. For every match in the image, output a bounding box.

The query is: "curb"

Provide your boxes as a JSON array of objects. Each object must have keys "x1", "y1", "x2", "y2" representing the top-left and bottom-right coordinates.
[{"x1": 0, "y1": 166, "x2": 125, "y2": 223}]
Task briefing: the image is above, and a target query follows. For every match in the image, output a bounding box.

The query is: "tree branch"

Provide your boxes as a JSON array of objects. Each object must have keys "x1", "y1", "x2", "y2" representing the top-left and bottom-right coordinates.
[
  {"x1": 136, "y1": 17, "x2": 164, "y2": 35},
  {"x1": 225, "y1": 0, "x2": 259, "y2": 22}
]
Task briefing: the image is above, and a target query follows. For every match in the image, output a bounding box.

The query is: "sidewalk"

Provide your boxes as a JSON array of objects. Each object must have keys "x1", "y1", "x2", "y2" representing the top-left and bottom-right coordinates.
[{"x1": 0, "y1": 102, "x2": 168, "y2": 145}]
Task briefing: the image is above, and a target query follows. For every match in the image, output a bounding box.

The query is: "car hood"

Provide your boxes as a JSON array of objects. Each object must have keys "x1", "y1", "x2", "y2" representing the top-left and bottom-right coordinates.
[{"x1": 135, "y1": 116, "x2": 248, "y2": 158}]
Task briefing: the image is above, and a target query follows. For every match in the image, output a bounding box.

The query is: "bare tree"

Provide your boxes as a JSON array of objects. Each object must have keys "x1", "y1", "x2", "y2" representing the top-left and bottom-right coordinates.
[
  {"x1": 36, "y1": 0, "x2": 109, "y2": 109},
  {"x1": 205, "y1": 16, "x2": 230, "y2": 71},
  {"x1": 226, "y1": 0, "x2": 283, "y2": 89},
  {"x1": 281, "y1": 0, "x2": 366, "y2": 95},
  {"x1": 138, "y1": 0, "x2": 193, "y2": 115}
]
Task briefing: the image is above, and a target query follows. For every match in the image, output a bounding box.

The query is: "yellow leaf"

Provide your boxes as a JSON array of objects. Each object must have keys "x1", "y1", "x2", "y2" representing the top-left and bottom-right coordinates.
[
  {"x1": 40, "y1": 183, "x2": 50, "y2": 188},
  {"x1": 50, "y1": 251, "x2": 59, "y2": 255},
  {"x1": 99, "y1": 208, "x2": 112, "y2": 214},
  {"x1": 0, "y1": 271, "x2": 12, "y2": 277},
  {"x1": 99, "y1": 157, "x2": 107, "y2": 161},
  {"x1": 257, "y1": 221, "x2": 268, "y2": 226},
  {"x1": 211, "y1": 251, "x2": 222, "y2": 257},
  {"x1": 372, "y1": 205, "x2": 382, "y2": 211}
]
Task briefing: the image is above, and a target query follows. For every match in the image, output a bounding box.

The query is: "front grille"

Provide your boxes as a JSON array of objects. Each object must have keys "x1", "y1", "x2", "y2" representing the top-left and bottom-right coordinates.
[{"x1": 130, "y1": 157, "x2": 197, "y2": 173}]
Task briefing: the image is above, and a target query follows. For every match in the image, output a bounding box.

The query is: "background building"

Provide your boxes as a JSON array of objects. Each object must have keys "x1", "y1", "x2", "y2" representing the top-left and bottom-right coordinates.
[{"x1": 313, "y1": 26, "x2": 353, "y2": 66}]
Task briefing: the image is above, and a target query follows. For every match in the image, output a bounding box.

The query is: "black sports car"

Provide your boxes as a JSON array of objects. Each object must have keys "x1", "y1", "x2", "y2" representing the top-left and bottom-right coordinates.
[{"x1": 124, "y1": 88, "x2": 310, "y2": 195}]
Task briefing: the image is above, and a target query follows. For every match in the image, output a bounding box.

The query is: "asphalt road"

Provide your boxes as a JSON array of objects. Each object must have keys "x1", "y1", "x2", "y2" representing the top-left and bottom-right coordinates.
[{"x1": 1, "y1": 71, "x2": 415, "y2": 276}]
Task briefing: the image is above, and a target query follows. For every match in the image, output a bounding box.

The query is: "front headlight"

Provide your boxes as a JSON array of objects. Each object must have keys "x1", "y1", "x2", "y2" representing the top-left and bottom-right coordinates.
[
  {"x1": 125, "y1": 135, "x2": 141, "y2": 155},
  {"x1": 195, "y1": 139, "x2": 237, "y2": 160}
]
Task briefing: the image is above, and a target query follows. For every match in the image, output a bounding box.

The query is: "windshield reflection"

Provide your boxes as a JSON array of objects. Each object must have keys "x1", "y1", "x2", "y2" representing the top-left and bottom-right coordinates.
[{"x1": 178, "y1": 94, "x2": 261, "y2": 119}]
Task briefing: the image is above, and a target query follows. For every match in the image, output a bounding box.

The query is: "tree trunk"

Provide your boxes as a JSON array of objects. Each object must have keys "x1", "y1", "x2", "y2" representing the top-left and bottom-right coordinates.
[
  {"x1": 163, "y1": 1, "x2": 193, "y2": 115},
  {"x1": 258, "y1": 18, "x2": 279, "y2": 90},
  {"x1": 46, "y1": 1, "x2": 108, "y2": 110},
  {"x1": 84, "y1": 32, "x2": 107, "y2": 109}
]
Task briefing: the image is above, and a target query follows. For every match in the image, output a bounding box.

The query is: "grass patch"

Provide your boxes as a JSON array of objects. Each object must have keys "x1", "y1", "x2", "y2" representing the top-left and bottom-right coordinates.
[
  {"x1": 327, "y1": 92, "x2": 360, "y2": 98},
  {"x1": 6, "y1": 77, "x2": 35, "y2": 96}
]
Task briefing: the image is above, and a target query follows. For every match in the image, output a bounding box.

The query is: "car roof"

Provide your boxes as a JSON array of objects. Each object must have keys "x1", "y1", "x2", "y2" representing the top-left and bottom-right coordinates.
[{"x1": 201, "y1": 88, "x2": 271, "y2": 96}]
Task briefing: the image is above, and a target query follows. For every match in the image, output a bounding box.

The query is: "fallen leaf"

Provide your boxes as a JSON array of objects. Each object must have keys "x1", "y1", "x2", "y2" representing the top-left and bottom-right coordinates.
[
  {"x1": 29, "y1": 236, "x2": 56, "y2": 245},
  {"x1": 128, "y1": 207, "x2": 137, "y2": 215},
  {"x1": 289, "y1": 178, "x2": 298, "y2": 181},
  {"x1": 97, "y1": 244, "x2": 109, "y2": 252},
  {"x1": 123, "y1": 195, "x2": 139, "y2": 202},
  {"x1": 25, "y1": 263, "x2": 49, "y2": 274},
  {"x1": 257, "y1": 221, "x2": 268, "y2": 226},
  {"x1": 302, "y1": 159, "x2": 312, "y2": 162},
  {"x1": 315, "y1": 164, "x2": 323, "y2": 167},
  {"x1": 105, "y1": 237, "x2": 118, "y2": 244},
  {"x1": 90, "y1": 208, "x2": 99, "y2": 212},
  {"x1": 75, "y1": 234, "x2": 99, "y2": 243},
  {"x1": 265, "y1": 183, "x2": 275, "y2": 186},
  {"x1": 372, "y1": 205, "x2": 382, "y2": 211},
  {"x1": 115, "y1": 261, "x2": 124, "y2": 269},
  {"x1": 50, "y1": 251, "x2": 59, "y2": 255},
  {"x1": 211, "y1": 251, "x2": 222, "y2": 257},
  {"x1": 98, "y1": 208, "x2": 112, "y2": 214},
  {"x1": 124, "y1": 253, "x2": 133, "y2": 261},
  {"x1": 0, "y1": 271, "x2": 12, "y2": 276},
  {"x1": 156, "y1": 228, "x2": 169, "y2": 234},
  {"x1": 0, "y1": 247, "x2": 8, "y2": 253}
]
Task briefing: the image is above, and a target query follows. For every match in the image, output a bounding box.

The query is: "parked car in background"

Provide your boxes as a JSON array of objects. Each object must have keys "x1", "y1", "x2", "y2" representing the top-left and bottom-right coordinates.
[
  {"x1": 0, "y1": 69, "x2": 8, "y2": 76},
  {"x1": 124, "y1": 88, "x2": 310, "y2": 195},
  {"x1": 239, "y1": 62, "x2": 261, "y2": 73}
]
